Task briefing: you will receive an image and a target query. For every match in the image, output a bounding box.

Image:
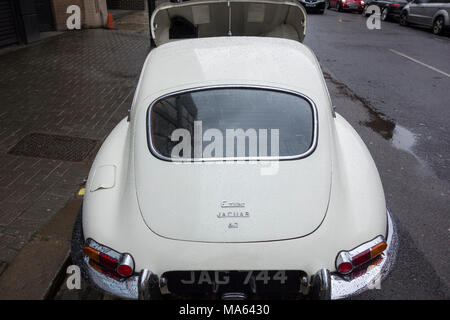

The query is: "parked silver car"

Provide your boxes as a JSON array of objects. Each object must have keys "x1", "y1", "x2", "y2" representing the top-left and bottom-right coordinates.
[{"x1": 400, "y1": 0, "x2": 450, "y2": 35}]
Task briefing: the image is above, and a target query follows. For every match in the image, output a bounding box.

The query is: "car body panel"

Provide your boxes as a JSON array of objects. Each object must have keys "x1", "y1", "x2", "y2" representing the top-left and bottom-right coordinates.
[
  {"x1": 82, "y1": 36, "x2": 387, "y2": 279},
  {"x1": 403, "y1": 0, "x2": 450, "y2": 27},
  {"x1": 133, "y1": 38, "x2": 332, "y2": 242},
  {"x1": 299, "y1": 0, "x2": 326, "y2": 11},
  {"x1": 82, "y1": 112, "x2": 386, "y2": 277},
  {"x1": 136, "y1": 140, "x2": 331, "y2": 242},
  {"x1": 329, "y1": 0, "x2": 365, "y2": 11},
  {"x1": 364, "y1": 0, "x2": 408, "y2": 19},
  {"x1": 133, "y1": 36, "x2": 328, "y2": 107}
]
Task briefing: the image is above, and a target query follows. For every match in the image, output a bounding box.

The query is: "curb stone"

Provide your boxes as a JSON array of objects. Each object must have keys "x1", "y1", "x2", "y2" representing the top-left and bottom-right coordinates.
[{"x1": 0, "y1": 198, "x2": 81, "y2": 299}]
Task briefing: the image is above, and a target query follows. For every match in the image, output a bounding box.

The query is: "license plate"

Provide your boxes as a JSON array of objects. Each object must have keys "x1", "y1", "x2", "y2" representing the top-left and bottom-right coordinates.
[
  {"x1": 165, "y1": 270, "x2": 301, "y2": 294},
  {"x1": 306, "y1": 3, "x2": 316, "y2": 6}
]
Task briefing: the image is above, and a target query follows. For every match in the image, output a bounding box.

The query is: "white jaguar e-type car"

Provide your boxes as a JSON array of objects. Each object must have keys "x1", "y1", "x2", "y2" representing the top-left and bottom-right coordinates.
[{"x1": 72, "y1": 0, "x2": 398, "y2": 300}]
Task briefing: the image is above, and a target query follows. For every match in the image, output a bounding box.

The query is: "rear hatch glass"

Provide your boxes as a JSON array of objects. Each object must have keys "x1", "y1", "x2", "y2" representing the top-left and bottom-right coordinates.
[{"x1": 148, "y1": 87, "x2": 316, "y2": 160}]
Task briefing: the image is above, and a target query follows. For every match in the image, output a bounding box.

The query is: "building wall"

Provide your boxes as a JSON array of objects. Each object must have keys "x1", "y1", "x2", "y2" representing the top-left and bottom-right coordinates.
[
  {"x1": 108, "y1": 0, "x2": 145, "y2": 10},
  {"x1": 51, "y1": 0, "x2": 84, "y2": 30},
  {"x1": 83, "y1": 0, "x2": 108, "y2": 28},
  {"x1": 51, "y1": 0, "x2": 107, "y2": 31},
  {"x1": 1, "y1": 0, "x2": 110, "y2": 47},
  {"x1": 0, "y1": 0, "x2": 19, "y2": 47}
]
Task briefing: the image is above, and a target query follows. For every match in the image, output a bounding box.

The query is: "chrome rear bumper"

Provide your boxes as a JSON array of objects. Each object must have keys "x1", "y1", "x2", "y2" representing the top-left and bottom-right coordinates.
[
  {"x1": 82, "y1": 255, "x2": 140, "y2": 299},
  {"x1": 74, "y1": 209, "x2": 398, "y2": 300}
]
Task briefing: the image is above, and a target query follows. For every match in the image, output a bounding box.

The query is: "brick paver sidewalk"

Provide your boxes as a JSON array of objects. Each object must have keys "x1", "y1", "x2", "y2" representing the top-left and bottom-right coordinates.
[{"x1": 0, "y1": 21, "x2": 150, "y2": 276}]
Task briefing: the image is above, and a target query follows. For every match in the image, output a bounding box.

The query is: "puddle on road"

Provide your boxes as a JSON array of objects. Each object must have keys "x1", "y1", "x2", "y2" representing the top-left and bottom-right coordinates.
[
  {"x1": 391, "y1": 125, "x2": 417, "y2": 154},
  {"x1": 323, "y1": 72, "x2": 418, "y2": 156},
  {"x1": 363, "y1": 108, "x2": 395, "y2": 140},
  {"x1": 361, "y1": 102, "x2": 418, "y2": 156},
  {"x1": 363, "y1": 109, "x2": 431, "y2": 171}
]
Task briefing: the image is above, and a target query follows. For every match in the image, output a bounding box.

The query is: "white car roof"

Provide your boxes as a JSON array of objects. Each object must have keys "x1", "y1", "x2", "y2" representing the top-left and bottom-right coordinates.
[{"x1": 135, "y1": 36, "x2": 327, "y2": 105}]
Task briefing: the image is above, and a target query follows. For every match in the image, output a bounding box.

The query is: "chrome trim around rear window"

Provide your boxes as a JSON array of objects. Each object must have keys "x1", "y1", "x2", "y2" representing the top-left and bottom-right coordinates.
[{"x1": 146, "y1": 85, "x2": 319, "y2": 162}]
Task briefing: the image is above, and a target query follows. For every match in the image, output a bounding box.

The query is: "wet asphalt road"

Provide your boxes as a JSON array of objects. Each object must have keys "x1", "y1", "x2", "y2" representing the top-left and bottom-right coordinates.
[
  {"x1": 305, "y1": 9, "x2": 450, "y2": 182},
  {"x1": 305, "y1": 9, "x2": 449, "y2": 299}
]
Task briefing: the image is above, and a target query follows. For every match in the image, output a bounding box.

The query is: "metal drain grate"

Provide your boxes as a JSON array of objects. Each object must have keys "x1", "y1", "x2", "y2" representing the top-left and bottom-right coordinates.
[{"x1": 8, "y1": 133, "x2": 98, "y2": 162}]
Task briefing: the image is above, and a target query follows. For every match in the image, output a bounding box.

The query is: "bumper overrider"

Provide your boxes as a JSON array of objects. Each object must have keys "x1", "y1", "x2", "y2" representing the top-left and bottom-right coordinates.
[{"x1": 72, "y1": 209, "x2": 398, "y2": 300}]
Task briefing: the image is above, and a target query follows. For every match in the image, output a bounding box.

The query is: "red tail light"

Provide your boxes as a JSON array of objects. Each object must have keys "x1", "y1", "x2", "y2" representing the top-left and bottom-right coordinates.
[
  {"x1": 390, "y1": 3, "x2": 401, "y2": 7},
  {"x1": 352, "y1": 249, "x2": 371, "y2": 267},
  {"x1": 88, "y1": 259, "x2": 120, "y2": 281},
  {"x1": 337, "y1": 262, "x2": 353, "y2": 274},
  {"x1": 83, "y1": 239, "x2": 135, "y2": 278},
  {"x1": 99, "y1": 252, "x2": 118, "y2": 270},
  {"x1": 117, "y1": 253, "x2": 135, "y2": 277},
  {"x1": 117, "y1": 264, "x2": 133, "y2": 277},
  {"x1": 336, "y1": 236, "x2": 387, "y2": 275}
]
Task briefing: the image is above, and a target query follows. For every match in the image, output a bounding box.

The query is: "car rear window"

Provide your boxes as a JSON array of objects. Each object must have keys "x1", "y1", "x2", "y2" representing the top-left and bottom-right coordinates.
[{"x1": 148, "y1": 87, "x2": 316, "y2": 160}]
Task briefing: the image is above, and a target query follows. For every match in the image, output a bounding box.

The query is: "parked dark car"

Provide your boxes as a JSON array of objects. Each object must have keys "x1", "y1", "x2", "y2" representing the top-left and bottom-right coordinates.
[
  {"x1": 364, "y1": 0, "x2": 409, "y2": 21},
  {"x1": 400, "y1": 0, "x2": 450, "y2": 35},
  {"x1": 327, "y1": 0, "x2": 365, "y2": 12},
  {"x1": 299, "y1": 0, "x2": 326, "y2": 13}
]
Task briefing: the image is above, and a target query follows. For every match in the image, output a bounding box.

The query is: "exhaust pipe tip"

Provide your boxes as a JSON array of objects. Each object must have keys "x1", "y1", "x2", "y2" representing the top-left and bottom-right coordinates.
[{"x1": 221, "y1": 292, "x2": 247, "y2": 300}]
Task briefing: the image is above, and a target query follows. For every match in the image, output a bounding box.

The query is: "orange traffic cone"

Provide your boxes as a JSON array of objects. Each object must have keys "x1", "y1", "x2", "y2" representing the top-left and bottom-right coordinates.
[{"x1": 105, "y1": 13, "x2": 115, "y2": 29}]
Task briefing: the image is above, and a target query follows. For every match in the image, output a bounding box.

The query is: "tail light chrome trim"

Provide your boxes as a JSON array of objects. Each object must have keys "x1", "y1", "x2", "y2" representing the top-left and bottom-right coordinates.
[
  {"x1": 331, "y1": 208, "x2": 398, "y2": 299},
  {"x1": 83, "y1": 238, "x2": 135, "y2": 278},
  {"x1": 117, "y1": 253, "x2": 135, "y2": 277},
  {"x1": 336, "y1": 235, "x2": 387, "y2": 275}
]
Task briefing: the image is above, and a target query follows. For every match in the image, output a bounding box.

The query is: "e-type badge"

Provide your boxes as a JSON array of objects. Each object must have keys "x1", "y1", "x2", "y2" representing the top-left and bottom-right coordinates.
[{"x1": 218, "y1": 200, "x2": 250, "y2": 218}]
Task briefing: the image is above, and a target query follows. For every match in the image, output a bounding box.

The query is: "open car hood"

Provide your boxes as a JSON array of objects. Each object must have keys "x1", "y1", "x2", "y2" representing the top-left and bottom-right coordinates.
[{"x1": 151, "y1": 0, "x2": 307, "y2": 46}]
